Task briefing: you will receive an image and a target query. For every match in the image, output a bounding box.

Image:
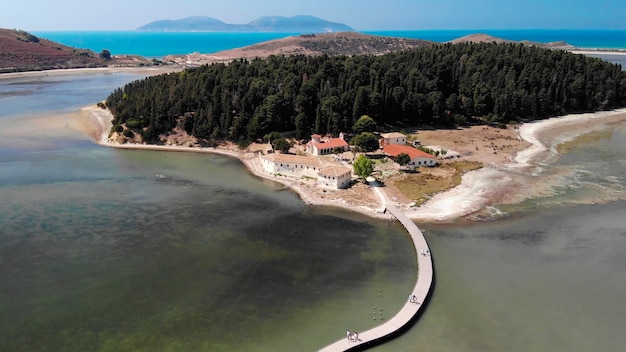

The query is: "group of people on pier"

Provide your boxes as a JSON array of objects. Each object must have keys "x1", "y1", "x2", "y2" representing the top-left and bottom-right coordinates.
[
  {"x1": 346, "y1": 330, "x2": 359, "y2": 342},
  {"x1": 408, "y1": 294, "x2": 420, "y2": 304}
]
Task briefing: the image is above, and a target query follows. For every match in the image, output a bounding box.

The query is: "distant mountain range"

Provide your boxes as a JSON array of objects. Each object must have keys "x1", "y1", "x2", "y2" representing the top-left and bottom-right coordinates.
[{"x1": 136, "y1": 15, "x2": 353, "y2": 33}]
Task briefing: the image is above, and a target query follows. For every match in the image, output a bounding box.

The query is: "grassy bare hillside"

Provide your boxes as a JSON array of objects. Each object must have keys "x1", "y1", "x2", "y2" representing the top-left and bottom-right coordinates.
[
  {"x1": 0, "y1": 29, "x2": 153, "y2": 73},
  {"x1": 164, "y1": 32, "x2": 435, "y2": 65},
  {"x1": 448, "y1": 33, "x2": 575, "y2": 49},
  {"x1": 448, "y1": 33, "x2": 515, "y2": 44}
]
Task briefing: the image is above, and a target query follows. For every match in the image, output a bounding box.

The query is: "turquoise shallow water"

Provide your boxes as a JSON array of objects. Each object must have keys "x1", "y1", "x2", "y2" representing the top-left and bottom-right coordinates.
[{"x1": 33, "y1": 29, "x2": 626, "y2": 58}]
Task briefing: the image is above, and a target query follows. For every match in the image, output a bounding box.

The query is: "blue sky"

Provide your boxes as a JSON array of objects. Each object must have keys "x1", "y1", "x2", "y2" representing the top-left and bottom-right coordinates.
[{"x1": 3, "y1": 0, "x2": 625, "y2": 31}]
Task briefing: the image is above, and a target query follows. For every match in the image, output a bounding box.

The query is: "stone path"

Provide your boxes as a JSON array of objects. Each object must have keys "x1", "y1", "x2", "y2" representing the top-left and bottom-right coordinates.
[{"x1": 318, "y1": 184, "x2": 434, "y2": 351}]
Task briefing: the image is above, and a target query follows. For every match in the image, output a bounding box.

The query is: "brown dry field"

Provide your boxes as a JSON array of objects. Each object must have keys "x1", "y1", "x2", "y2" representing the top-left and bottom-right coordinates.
[
  {"x1": 377, "y1": 125, "x2": 529, "y2": 206},
  {"x1": 411, "y1": 125, "x2": 530, "y2": 165}
]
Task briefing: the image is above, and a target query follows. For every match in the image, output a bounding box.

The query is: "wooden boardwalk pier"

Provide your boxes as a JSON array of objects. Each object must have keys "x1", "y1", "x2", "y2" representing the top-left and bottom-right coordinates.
[{"x1": 319, "y1": 192, "x2": 434, "y2": 351}]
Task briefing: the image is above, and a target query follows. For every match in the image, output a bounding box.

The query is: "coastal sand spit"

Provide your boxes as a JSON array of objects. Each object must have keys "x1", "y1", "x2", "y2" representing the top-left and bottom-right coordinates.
[
  {"x1": 0, "y1": 66, "x2": 183, "y2": 81},
  {"x1": 516, "y1": 108, "x2": 626, "y2": 166},
  {"x1": 569, "y1": 50, "x2": 626, "y2": 56}
]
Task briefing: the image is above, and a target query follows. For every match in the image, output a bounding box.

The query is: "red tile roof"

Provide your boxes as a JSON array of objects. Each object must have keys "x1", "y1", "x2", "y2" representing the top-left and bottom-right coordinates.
[
  {"x1": 383, "y1": 144, "x2": 436, "y2": 159},
  {"x1": 309, "y1": 138, "x2": 348, "y2": 149}
]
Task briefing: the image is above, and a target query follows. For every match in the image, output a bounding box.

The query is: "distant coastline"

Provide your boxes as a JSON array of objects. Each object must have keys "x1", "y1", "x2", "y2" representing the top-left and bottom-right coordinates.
[
  {"x1": 0, "y1": 65, "x2": 182, "y2": 81},
  {"x1": 364, "y1": 29, "x2": 626, "y2": 50},
  {"x1": 32, "y1": 29, "x2": 626, "y2": 58},
  {"x1": 570, "y1": 49, "x2": 626, "y2": 55}
]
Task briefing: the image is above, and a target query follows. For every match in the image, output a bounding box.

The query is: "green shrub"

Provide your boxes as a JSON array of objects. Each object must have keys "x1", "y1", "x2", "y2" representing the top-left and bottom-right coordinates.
[
  {"x1": 126, "y1": 119, "x2": 142, "y2": 129},
  {"x1": 452, "y1": 114, "x2": 467, "y2": 125},
  {"x1": 26, "y1": 33, "x2": 39, "y2": 43},
  {"x1": 99, "y1": 49, "x2": 111, "y2": 60},
  {"x1": 237, "y1": 139, "x2": 252, "y2": 149},
  {"x1": 15, "y1": 30, "x2": 39, "y2": 43},
  {"x1": 418, "y1": 146, "x2": 435, "y2": 155},
  {"x1": 123, "y1": 129, "x2": 134, "y2": 138},
  {"x1": 111, "y1": 124, "x2": 124, "y2": 133}
]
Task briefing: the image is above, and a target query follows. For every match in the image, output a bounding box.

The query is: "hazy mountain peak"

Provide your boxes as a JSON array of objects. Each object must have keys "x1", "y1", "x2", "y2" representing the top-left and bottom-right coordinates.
[{"x1": 137, "y1": 15, "x2": 353, "y2": 32}]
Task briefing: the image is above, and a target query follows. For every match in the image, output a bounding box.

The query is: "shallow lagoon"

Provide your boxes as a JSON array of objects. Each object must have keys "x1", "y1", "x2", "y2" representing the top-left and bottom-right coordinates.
[
  {"x1": 1, "y1": 71, "x2": 626, "y2": 351},
  {"x1": 0, "y1": 72, "x2": 416, "y2": 351},
  {"x1": 0, "y1": 150, "x2": 416, "y2": 351}
]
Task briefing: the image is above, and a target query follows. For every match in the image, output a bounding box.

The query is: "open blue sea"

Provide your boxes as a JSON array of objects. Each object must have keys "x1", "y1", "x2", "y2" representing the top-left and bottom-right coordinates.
[{"x1": 33, "y1": 29, "x2": 626, "y2": 58}]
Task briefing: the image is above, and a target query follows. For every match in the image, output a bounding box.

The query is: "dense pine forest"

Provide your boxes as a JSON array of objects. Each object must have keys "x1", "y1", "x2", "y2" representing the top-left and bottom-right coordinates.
[{"x1": 105, "y1": 42, "x2": 626, "y2": 144}]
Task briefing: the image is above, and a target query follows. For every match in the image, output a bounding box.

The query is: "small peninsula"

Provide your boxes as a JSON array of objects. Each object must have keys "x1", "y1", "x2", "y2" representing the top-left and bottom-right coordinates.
[
  {"x1": 97, "y1": 39, "x2": 626, "y2": 221},
  {"x1": 136, "y1": 15, "x2": 353, "y2": 33}
]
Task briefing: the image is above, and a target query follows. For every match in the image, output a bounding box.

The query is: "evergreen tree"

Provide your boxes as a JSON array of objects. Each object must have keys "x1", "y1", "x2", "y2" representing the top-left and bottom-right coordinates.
[
  {"x1": 395, "y1": 153, "x2": 411, "y2": 169},
  {"x1": 352, "y1": 115, "x2": 377, "y2": 134},
  {"x1": 353, "y1": 155, "x2": 374, "y2": 181},
  {"x1": 350, "y1": 132, "x2": 380, "y2": 153},
  {"x1": 105, "y1": 43, "x2": 626, "y2": 144}
]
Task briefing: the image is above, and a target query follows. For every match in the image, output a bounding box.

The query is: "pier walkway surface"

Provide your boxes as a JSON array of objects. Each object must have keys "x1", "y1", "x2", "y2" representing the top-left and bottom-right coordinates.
[{"x1": 318, "y1": 186, "x2": 434, "y2": 352}]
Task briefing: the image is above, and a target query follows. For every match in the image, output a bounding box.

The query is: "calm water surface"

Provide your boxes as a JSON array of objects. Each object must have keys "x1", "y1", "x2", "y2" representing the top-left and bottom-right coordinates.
[
  {"x1": 375, "y1": 201, "x2": 626, "y2": 352},
  {"x1": 1, "y1": 71, "x2": 626, "y2": 351},
  {"x1": 373, "y1": 113, "x2": 626, "y2": 351},
  {"x1": 0, "y1": 73, "x2": 414, "y2": 351},
  {"x1": 33, "y1": 30, "x2": 626, "y2": 58}
]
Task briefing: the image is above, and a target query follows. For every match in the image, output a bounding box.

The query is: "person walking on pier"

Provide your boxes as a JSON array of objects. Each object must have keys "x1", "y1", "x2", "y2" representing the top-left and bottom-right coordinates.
[{"x1": 347, "y1": 330, "x2": 352, "y2": 341}]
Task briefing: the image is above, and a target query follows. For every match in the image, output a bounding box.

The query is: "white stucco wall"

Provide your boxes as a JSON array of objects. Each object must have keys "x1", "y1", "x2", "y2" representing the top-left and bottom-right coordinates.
[
  {"x1": 318, "y1": 171, "x2": 351, "y2": 189},
  {"x1": 410, "y1": 157, "x2": 436, "y2": 167}
]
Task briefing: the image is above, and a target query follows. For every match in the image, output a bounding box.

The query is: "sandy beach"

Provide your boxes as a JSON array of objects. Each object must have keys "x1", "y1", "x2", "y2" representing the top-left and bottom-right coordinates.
[
  {"x1": 569, "y1": 49, "x2": 626, "y2": 56},
  {"x1": 82, "y1": 99, "x2": 626, "y2": 223},
  {"x1": 515, "y1": 108, "x2": 626, "y2": 166},
  {"x1": 0, "y1": 65, "x2": 183, "y2": 81}
]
